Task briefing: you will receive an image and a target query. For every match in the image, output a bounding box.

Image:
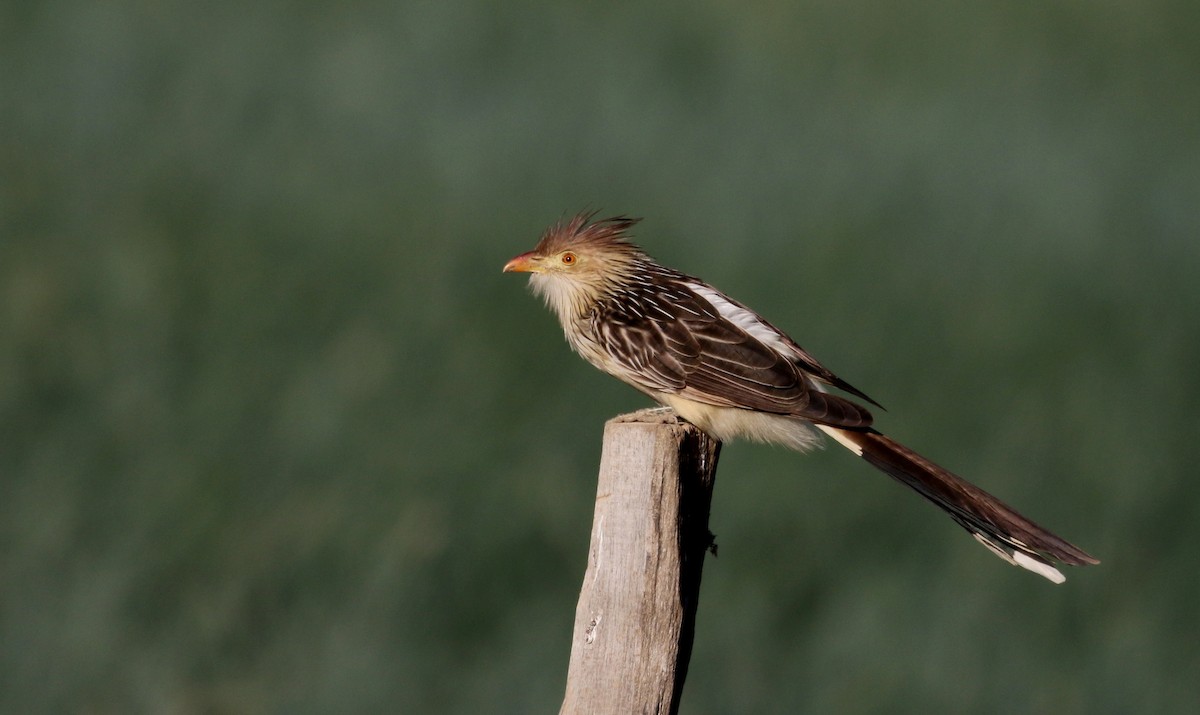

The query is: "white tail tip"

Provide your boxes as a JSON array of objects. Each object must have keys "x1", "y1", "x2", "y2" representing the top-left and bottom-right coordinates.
[
  {"x1": 1013, "y1": 551, "x2": 1066, "y2": 584},
  {"x1": 974, "y1": 533, "x2": 1066, "y2": 583}
]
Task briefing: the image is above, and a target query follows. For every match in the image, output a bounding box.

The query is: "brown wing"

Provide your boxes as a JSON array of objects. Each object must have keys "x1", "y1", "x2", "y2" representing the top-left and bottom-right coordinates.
[
  {"x1": 706, "y1": 290, "x2": 883, "y2": 409},
  {"x1": 592, "y1": 280, "x2": 873, "y2": 429}
]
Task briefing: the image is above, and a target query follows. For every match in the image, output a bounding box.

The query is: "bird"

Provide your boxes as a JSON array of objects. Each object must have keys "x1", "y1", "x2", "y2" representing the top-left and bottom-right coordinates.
[{"x1": 503, "y1": 211, "x2": 1098, "y2": 583}]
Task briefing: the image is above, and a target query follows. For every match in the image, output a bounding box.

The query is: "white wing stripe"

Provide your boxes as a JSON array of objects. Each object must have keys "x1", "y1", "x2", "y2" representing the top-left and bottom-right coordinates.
[{"x1": 688, "y1": 283, "x2": 793, "y2": 355}]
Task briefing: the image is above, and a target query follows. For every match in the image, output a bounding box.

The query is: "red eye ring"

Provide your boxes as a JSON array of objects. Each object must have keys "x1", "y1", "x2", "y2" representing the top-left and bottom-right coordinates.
[{"x1": 561, "y1": 252, "x2": 577, "y2": 265}]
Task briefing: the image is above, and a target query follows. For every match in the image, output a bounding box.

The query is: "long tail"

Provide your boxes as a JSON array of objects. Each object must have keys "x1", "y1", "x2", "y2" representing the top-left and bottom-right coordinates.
[{"x1": 817, "y1": 425, "x2": 1099, "y2": 583}]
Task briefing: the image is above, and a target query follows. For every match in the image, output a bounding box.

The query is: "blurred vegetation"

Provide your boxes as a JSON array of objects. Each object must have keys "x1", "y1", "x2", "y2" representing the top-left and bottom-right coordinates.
[{"x1": 3, "y1": 1, "x2": 1198, "y2": 713}]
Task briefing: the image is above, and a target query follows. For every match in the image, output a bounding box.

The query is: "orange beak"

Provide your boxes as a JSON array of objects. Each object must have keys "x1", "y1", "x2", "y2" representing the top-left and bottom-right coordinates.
[{"x1": 503, "y1": 251, "x2": 539, "y2": 273}]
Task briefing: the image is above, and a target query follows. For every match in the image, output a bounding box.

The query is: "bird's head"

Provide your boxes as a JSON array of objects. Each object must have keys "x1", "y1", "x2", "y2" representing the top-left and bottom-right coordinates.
[{"x1": 504, "y1": 212, "x2": 647, "y2": 320}]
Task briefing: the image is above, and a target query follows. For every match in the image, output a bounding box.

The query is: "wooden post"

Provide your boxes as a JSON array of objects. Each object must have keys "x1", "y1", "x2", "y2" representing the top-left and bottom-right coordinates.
[{"x1": 560, "y1": 408, "x2": 722, "y2": 715}]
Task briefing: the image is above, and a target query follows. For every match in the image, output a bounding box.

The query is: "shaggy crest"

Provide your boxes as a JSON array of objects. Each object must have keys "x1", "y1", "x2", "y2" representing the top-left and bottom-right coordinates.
[{"x1": 534, "y1": 212, "x2": 645, "y2": 258}]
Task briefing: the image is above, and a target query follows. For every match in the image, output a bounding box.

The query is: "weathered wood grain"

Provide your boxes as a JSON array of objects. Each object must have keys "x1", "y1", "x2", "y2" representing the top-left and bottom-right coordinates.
[{"x1": 560, "y1": 408, "x2": 721, "y2": 715}]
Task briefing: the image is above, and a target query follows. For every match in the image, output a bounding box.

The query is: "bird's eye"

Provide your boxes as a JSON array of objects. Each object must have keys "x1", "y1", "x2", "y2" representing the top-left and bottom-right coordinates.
[{"x1": 561, "y1": 252, "x2": 577, "y2": 265}]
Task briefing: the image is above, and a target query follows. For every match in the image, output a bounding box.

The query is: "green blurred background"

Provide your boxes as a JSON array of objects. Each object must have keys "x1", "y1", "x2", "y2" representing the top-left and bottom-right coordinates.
[{"x1": 4, "y1": 1, "x2": 1198, "y2": 712}]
